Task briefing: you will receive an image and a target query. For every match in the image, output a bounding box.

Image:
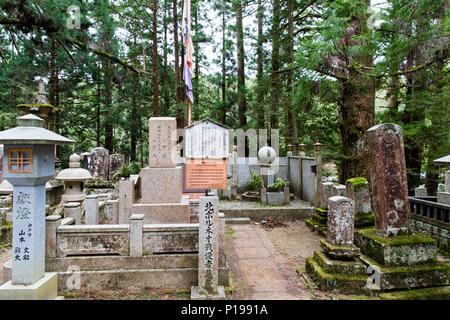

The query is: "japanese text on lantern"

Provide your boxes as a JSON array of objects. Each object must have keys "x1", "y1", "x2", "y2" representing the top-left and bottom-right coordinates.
[{"x1": 14, "y1": 191, "x2": 32, "y2": 262}]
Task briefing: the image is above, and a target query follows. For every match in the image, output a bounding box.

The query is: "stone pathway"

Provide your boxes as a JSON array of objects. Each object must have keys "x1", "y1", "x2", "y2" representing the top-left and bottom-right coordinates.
[{"x1": 226, "y1": 222, "x2": 321, "y2": 300}]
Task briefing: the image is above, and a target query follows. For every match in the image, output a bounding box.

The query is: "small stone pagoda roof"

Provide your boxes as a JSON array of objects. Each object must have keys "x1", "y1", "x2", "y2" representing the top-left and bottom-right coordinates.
[
  {"x1": 56, "y1": 153, "x2": 92, "y2": 181},
  {"x1": 433, "y1": 155, "x2": 450, "y2": 164},
  {"x1": 0, "y1": 114, "x2": 73, "y2": 145},
  {"x1": 184, "y1": 118, "x2": 231, "y2": 130}
]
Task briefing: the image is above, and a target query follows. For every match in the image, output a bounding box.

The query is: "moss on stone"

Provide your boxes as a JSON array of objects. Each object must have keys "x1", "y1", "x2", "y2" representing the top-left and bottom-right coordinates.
[
  {"x1": 357, "y1": 228, "x2": 436, "y2": 246},
  {"x1": 316, "y1": 207, "x2": 328, "y2": 214},
  {"x1": 346, "y1": 177, "x2": 368, "y2": 189},
  {"x1": 380, "y1": 286, "x2": 450, "y2": 300}
]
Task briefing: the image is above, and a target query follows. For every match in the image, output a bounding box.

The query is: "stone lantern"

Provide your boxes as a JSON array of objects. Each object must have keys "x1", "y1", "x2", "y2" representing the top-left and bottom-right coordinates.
[
  {"x1": 0, "y1": 114, "x2": 73, "y2": 300},
  {"x1": 56, "y1": 153, "x2": 91, "y2": 202}
]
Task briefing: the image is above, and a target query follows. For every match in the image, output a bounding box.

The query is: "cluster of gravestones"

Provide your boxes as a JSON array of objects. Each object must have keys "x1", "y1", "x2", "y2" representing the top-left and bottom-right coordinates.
[{"x1": 304, "y1": 124, "x2": 449, "y2": 298}]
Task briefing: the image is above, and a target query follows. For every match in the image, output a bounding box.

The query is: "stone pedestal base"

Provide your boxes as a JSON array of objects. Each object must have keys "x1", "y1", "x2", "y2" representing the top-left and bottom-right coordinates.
[
  {"x1": 0, "y1": 272, "x2": 59, "y2": 300},
  {"x1": 355, "y1": 228, "x2": 437, "y2": 266},
  {"x1": 132, "y1": 195, "x2": 190, "y2": 224},
  {"x1": 437, "y1": 192, "x2": 450, "y2": 206},
  {"x1": 191, "y1": 286, "x2": 226, "y2": 300},
  {"x1": 141, "y1": 167, "x2": 183, "y2": 204},
  {"x1": 320, "y1": 239, "x2": 361, "y2": 260}
]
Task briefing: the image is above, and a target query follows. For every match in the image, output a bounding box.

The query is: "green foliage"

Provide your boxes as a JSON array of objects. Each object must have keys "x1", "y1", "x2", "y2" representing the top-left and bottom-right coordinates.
[
  {"x1": 268, "y1": 177, "x2": 289, "y2": 192},
  {"x1": 113, "y1": 162, "x2": 141, "y2": 179},
  {"x1": 249, "y1": 172, "x2": 263, "y2": 191}
]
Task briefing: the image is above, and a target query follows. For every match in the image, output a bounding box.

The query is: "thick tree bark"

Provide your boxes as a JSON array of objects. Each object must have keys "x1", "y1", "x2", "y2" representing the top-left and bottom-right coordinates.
[
  {"x1": 287, "y1": 0, "x2": 298, "y2": 149},
  {"x1": 221, "y1": 1, "x2": 227, "y2": 125},
  {"x1": 152, "y1": 0, "x2": 159, "y2": 117},
  {"x1": 270, "y1": 0, "x2": 281, "y2": 130},
  {"x1": 236, "y1": 0, "x2": 247, "y2": 128},
  {"x1": 103, "y1": 59, "x2": 114, "y2": 152},
  {"x1": 162, "y1": 0, "x2": 170, "y2": 116},
  {"x1": 256, "y1": 0, "x2": 264, "y2": 129}
]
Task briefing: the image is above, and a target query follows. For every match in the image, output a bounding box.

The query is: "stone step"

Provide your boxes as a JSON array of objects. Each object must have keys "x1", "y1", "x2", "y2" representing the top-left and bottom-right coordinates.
[
  {"x1": 313, "y1": 250, "x2": 366, "y2": 276},
  {"x1": 225, "y1": 217, "x2": 250, "y2": 225},
  {"x1": 379, "y1": 285, "x2": 450, "y2": 300},
  {"x1": 305, "y1": 256, "x2": 369, "y2": 295},
  {"x1": 220, "y1": 207, "x2": 314, "y2": 221},
  {"x1": 56, "y1": 266, "x2": 230, "y2": 291},
  {"x1": 359, "y1": 255, "x2": 450, "y2": 291}
]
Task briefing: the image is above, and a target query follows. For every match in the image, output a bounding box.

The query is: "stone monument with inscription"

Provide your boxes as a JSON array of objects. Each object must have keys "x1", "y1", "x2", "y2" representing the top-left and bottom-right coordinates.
[
  {"x1": 0, "y1": 114, "x2": 73, "y2": 299},
  {"x1": 191, "y1": 196, "x2": 225, "y2": 299},
  {"x1": 132, "y1": 117, "x2": 190, "y2": 224}
]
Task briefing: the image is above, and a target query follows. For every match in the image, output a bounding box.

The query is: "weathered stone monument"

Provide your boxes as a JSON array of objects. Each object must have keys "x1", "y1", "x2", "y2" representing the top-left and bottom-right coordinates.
[
  {"x1": 89, "y1": 147, "x2": 109, "y2": 181},
  {"x1": 132, "y1": 117, "x2": 190, "y2": 224},
  {"x1": 109, "y1": 153, "x2": 125, "y2": 181},
  {"x1": 191, "y1": 196, "x2": 225, "y2": 299},
  {"x1": 0, "y1": 114, "x2": 73, "y2": 299},
  {"x1": 306, "y1": 196, "x2": 367, "y2": 294},
  {"x1": 346, "y1": 177, "x2": 374, "y2": 228},
  {"x1": 437, "y1": 170, "x2": 450, "y2": 205},
  {"x1": 366, "y1": 124, "x2": 410, "y2": 236}
]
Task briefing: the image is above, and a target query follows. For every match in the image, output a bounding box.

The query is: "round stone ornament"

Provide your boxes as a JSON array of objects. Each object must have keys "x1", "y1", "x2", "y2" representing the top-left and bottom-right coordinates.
[{"x1": 258, "y1": 146, "x2": 276, "y2": 164}]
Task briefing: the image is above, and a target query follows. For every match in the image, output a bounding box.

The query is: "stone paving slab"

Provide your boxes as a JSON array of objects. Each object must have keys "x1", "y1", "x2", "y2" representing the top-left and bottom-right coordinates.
[{"x1": 226, "y1": 224, "x2": 315, "y2": 300}]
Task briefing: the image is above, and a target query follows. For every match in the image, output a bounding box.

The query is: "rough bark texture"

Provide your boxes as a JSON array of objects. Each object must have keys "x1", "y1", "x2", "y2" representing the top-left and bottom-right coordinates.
[
  {"x1": 270, "y1": 0, "x2": 281, "y2": 130},
  {"x1": 236, "y1": 0, "x2": 247, "y2": 128},
  {"x1": 256, "y1": 0, "x2": 264, "y2": 129},
  {"x1": 152, "y1": 0, "x2": 159, "y2": 117}
]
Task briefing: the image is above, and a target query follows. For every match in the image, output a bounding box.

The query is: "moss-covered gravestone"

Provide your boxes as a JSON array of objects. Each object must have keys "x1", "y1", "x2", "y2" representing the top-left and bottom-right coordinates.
[
  {"x1": 346, "y1": 177, "x2": 374, "y2": 228},
  {"x1": 306, "y1": 196, "x2": 369, "y2": 294}
]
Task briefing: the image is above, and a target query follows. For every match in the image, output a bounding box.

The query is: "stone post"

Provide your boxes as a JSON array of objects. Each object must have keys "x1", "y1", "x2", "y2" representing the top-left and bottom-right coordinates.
[
  {"x1": 327, "y1": 196, "x2": 356, "y2": 246},
  {"x1": 191, "y1": 196, "x2": 225, "y2": 299},
  {"x1": 414, "y1": 186, "x2": 427, "y2": 197},
  {"x1": 63, "y1": 202, "x2": 81, "y2": 225},
  {"x1": 45, "y1": 215, "x2": 61, "y2": 259},
  {"x1": 89, "y1": 147, "x2": 109, "y2": 181},
  {"x1": 0, "y1": 145, "x2": 3, "y2": 182},
  {"x1": 84, "y1": 194, "x2": 99, "y2": 225},
  {"x1": 445, "y1": 170, "x2": 450, "y2": 193},
  {"x1": 298, "y1": 143, "x2": 306, "y2": 199},
  {"x1": 260, "y1": 187, "x2": 267, "y2": 204},
  {"x1": 320, "y1": 182, "x2": 333, "y2": 210},
  {"x1": 129, "y1": 214, "x2": 144, "y2": 257},
  {"x1": 218, "y1": 212, "x2": 226, "y2": 266},
  {"x1": 105, "y1": 199, "x2": 119, "y2": 223},
  {"x1": 109, "y1": 154, "x2": 124, "y2": 181},
  {"x1": 119, "y1": 179, "x2": 134, "y2": 224},
  {"x1": 283, "y1": 186, "x2": 290, "y2": 204},
  {"x1": 332, "y1": 184, "x2": 347, "y2": 197},
  {"x1": 367, "y1": 123, "x2": 410, "y2": 236},
  {"x1": 313, "y1": 142, "x2": 323, "y2": 208},
  {"x1": 346, "y1": 178, "x2": 372, "y2": 216}
]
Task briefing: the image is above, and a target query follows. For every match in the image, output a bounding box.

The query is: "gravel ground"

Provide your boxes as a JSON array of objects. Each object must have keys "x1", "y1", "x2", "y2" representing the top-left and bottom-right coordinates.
[{"x1": 219, "y1": 198, "x2": 313, "y2": 210}]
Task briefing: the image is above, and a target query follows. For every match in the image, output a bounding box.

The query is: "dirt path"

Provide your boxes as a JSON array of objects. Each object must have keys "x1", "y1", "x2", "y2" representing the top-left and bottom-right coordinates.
[{"x1": 225, "y1": 221, "x2": 325, "y2": 300}]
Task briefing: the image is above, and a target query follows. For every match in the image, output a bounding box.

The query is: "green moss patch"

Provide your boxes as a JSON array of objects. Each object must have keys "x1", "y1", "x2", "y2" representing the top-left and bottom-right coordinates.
[
  {"x1": 357, "y1": 228, "x2": 436, "y2": 246},
  {"x1": 316, "y1": 207, "x2": 328, "y2": 215},
  {"x1": 380, "y1": 286, "x2": 450, "y2": 300},
  {"x1": 346, "y1": 177, "x2": 368, "y2": 189}
]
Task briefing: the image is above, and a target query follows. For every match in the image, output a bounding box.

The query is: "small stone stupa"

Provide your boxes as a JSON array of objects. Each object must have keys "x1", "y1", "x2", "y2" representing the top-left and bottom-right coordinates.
[{"x1": 56, "y1": 153, "x2": 92, "y2": 202}]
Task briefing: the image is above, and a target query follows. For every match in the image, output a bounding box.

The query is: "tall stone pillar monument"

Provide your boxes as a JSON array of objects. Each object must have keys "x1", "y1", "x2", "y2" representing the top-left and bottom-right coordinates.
[{"x1": 0, "y1": 114, "x2": 73, "y2": 299}]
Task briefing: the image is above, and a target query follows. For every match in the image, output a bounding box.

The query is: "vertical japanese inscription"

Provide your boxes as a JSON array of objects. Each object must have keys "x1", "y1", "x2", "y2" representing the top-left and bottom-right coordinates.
[
  {"x1": 203, "y1": 201, "x2": 214, "y2": 289},
  {"x1": 13, "y1": 191, "x2": 32, "y2": 264}
]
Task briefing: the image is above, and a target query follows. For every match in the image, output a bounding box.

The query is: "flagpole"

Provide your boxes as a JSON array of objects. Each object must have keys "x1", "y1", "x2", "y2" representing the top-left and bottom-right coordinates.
[{"x1": 187, "y1": 98, "x2": 192, "y2": 126}]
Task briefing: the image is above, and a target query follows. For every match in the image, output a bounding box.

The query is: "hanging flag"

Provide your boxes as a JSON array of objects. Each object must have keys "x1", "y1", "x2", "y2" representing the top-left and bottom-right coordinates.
[{"x1": 182, "y1": 0, "x2": 194, "y2": 104}]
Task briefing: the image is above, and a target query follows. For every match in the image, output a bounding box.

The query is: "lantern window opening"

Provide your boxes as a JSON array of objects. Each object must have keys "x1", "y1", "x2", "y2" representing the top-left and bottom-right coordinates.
[{"x1": 8, "y1": 148, "x2": 33, "y2": 173}]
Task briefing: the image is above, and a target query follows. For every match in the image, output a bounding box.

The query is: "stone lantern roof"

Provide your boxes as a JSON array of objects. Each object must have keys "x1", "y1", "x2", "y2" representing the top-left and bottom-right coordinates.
[
  {"x1": 0, "y1": 114, "x2": 73, "y2": 145},
  {"x1": 56, "y1": 153, "x2": 92, "y2": 181}
]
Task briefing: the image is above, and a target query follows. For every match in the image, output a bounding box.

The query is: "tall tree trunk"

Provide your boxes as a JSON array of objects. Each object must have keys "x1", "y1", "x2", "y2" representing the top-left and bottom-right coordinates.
[
  {"x1": 235, "y1": 0, "x2": 247, "y2": 128},
  {"x1": 337, "y1": 5, "x2": 375, "y2": 183},
  {"x1": 96, "y1": 75, "x2": 101, "y2": 146},
  {"x1": 152, "y1": 0, "x2": 159, "y2": 117},
  {"x1": 162, "y1": 0, "x2": 170, "y2": 116},
  {"x1": 221, "y1": 0, "x2": 227, "y2": 125},
  {"x1": 270, "y1": 0, "x2": 281, "y2": 130},
  {"x1": 256, "y1": 0, "x2": 264, "y2": 129},
  {"x1": 286, "y1": 0, "x2": 298, "y2": 150},
  {"x1": 103, "y1": 59, "x2": 114, "y2": 152}
]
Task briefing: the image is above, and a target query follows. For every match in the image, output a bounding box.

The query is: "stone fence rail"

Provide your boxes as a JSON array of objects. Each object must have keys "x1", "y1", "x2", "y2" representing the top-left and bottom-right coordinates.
[
  {"x1": 46, "y1": 214, "x2": 223, "y2": 259},
  {"x1": 410, "y1": 196, "x2": 450, "y2": 252}
]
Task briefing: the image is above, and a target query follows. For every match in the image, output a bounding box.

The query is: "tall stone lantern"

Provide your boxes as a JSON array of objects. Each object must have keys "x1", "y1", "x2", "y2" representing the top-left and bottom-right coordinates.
[
  {"x1": 0, "y1": 114, "x2": 73, "y2": 300},
  {"x1": 56, "y1": 153, "x2": 92, "y2": 202}
]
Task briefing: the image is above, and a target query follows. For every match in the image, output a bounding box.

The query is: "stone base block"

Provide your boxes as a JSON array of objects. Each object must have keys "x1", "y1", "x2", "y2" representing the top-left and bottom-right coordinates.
[
  {"x1": 305, "y1": 256, "x2": 369, "y2": 294},
  {"x1": 191, "y1": 286, "x2": 226, "y2": 300},
  {"x1": 355, "y1": 228, "x2": 437, "y2": 266},
  {"x1": 355, "y1": 211, "x2": 375, "y2": 228},
  {"x1": 0, "y1": 272, "x2": 58, "y2": 300},
  {"x1": 140, "y1": 167, "x2": 183, "y2": 204},
  {"x1": 132, "y1": 195, "x2": 190, "y2": 224},
  {"x1": 437, "y1": 192, "x2": 450, "y2": 206},
  {"x1": 320, "y1": 239, "x2": 361, "y2": 260},
  {"x1": 266, "y1": 192, "x2": 285, "y2": 205},
  {"x1": 313, "y1": 250, "x2": 366, "y2": 276},
  {"x1": 360, "y1": 255, "x2": 450, "y2": 291}
]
